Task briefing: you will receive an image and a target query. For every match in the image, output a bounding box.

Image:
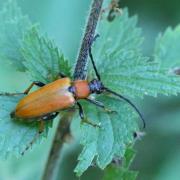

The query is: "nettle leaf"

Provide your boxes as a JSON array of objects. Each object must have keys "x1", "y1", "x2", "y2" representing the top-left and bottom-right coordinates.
[
  {"x1": 155, "y1": 25, "x2": 180, "y2": 71},
  {"x1": 0, "y1": 0, "x2": 31, "y2": 71},
  {"x1": 75, "y1": 8, "x2": 180, "y2": 176},
  {"x1": 21, "y1": 26, "x2": 71, "y2": 84},
  {"x1": 0, "y1": 25, "x2": 70, "y2": 156},
  {"x1": 2, "y1": 1, "x2": 180, "y2": 178},
  {"x1": 103, "y1": 165, "x2": 138, "y2": 180},
  {"x1": 0, "y1": 1, "x2": 71, "y2": 158},
  {"x1": 0, "y1": 93, "x2": 46, "y2": 158},
  {"x1": 92, "y1": 9, "x2": 180, "y2": 98},
  {"x1": 0, "y1": 0, "x2": 71, "y2": 82},
  {"x1": 74, "y1": 96, "x2": 139, "y2": 176},
  {"x1": 103, "y1": 148, "x2": 138, "y2": 180}
]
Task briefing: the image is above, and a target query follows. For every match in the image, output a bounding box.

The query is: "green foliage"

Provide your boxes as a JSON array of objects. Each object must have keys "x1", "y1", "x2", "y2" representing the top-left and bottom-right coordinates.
[
  {"x1": 22, "y1": 26, "x2": 71, "y2": 84},
  {"x1": 0, "y1": 93, "x2": 37, "y2": 157},
  {"x1": 103, "y1": 165, "x2": 138, "y2": 180},
  {"x1": 74, "y1": 96, "x2": 139, "y2": 176},
  {"x1": 0, "y1": 92, "x2": 51, "y2": 157},
  {"x1": 0, "y1": 0, "x2": 31, "y2": 71},
  {"x1": 0, "y1": 1, "x2": 71, "y2": 83},
  {"x1": 93, "y1": 9, "x2": 180, "y2": 98},
  {"x1": 155, "y1": 25, "x2": 180, "y2": 70},
  {"x1": 1, "y1": 1, "x2": 180, "y2": 179},
  {"x1": 0, "y1": 1, "x2": 70, "y2": 157},
  {"x1": 74, "y1": 9, "x2": 180, "y2": 176},
  {"x1": 103, "y1": 148, "x2": 138, "y2": 180}
]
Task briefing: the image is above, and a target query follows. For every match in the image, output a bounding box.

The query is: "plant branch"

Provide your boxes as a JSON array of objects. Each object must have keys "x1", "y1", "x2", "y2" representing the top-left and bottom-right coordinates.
[
  {"x1": 42, "y1": 0, "x2": 104, "y2": 179},
  {"x1": 73, "y1": 0, "x2": 104, "y2": 80},
  {"x1": 41, "y1": 110, "x2": 75, "y2": 180}
]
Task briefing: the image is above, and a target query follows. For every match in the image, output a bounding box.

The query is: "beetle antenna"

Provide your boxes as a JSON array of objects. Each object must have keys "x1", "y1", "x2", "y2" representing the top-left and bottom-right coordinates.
[
  {"x1": 89, "y1": 34, "x2": 101, "y2": 81},
  {"x1": 89, "y1": 47, "x2": 101, "y2": 81},
  {"x1": 104, "y1": 87, "x2": 146, "y2": 129}
]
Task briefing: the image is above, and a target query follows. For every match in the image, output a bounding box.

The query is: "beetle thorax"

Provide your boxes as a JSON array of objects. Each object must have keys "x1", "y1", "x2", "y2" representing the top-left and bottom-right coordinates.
[
  {"x1": 70, "y1": 80, "x2": 90, "y2": 99},
  {"x1": 68, "y1": 79, "x2": 104, "y2": 99}
]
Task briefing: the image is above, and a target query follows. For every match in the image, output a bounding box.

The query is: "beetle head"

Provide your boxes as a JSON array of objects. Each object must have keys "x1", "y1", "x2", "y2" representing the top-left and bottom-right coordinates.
[{"x1": 89, "y1": 79, "x2": 104, "y2": 94}]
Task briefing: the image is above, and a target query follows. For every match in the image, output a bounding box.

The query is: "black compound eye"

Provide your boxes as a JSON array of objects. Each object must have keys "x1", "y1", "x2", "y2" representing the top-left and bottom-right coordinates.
[{"x1": 89, "y1": 79, "x2": 104, "y2": 94}]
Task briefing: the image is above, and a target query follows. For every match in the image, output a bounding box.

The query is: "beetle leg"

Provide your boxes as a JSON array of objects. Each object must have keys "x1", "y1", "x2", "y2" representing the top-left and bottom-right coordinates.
[
  {"x1": 21, "y1": 120, "x2": 44, "y2": 156},
  {"x1": 21, "y1": 112, "x2": 59, "y2": 155},
  {"x1": 24, "y1": 81, "x2": 45, "y2": 94},
  {"x1": 41, "y1": 112, "x2": 59, "y2": 121},
  {"x1": 76, "y1": 102, "x2": 100, "y2": 128},
  {"x1": 85, "y1": 98, "x2": 117, "y2": 114}
]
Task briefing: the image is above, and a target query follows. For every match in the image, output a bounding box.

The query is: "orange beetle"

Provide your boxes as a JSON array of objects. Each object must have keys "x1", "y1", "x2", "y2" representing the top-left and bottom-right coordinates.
[
  {"x1": 11, "y1": 43, "x2": 145, "y2": 128},
  {"x1": 11, "y1": 40, "x2": 145, "y2": 154},
  {"x1": 12, "y1": 78, "x2": 89, "y2": 119},
  {"x1": 11, "y1": 77, "x2": 106, "y2": 125}
]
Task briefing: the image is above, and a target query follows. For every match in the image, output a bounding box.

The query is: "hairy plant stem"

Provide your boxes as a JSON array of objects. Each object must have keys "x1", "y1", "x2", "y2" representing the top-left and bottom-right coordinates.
[
  {"x1": 42, "y1": 0, "x2": 104, "y2": 179},
  {"x1": 73, "y1": 0, "x2": 104, "y2": 80},
  {"x1": 41, "y1": 110, "x2": 75, "y2": 180}
]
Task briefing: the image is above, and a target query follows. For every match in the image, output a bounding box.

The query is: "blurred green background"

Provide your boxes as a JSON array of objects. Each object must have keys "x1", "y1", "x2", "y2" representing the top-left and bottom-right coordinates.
[{"x1": 0, "y1": 0, "x2": 180, "y2": 180}]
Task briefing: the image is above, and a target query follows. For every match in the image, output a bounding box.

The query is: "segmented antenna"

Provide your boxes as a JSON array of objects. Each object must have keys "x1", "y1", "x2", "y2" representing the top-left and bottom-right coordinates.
[
  {"x1": 104, "y1": 87, "x2": 146, "y2": 128},
  {"x1": 89, "y1": 34, "x2": 101, "y2": 81}
]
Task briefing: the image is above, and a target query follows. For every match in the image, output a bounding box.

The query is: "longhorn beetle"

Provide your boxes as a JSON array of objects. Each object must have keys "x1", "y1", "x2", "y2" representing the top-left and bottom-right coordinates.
[{"x1": 11, "y1": 35, "x2": 145, "y2": 155}]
